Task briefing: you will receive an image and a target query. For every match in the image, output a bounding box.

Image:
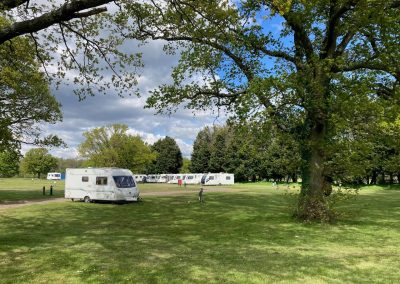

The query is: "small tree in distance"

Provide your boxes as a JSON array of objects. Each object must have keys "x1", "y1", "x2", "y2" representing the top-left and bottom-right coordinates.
[
  {"x1": 78, "y1": 124, "x2": 156, "y2": 173},
  {"x1": 20, "y1": 148, "x2": 58, "y2": 178},
  {"x1": 149, "y1": 137, "x2": 183, "y2": 174},
  {"x1": 180, "y1": 158, "x2": 191, "y2": 173}
]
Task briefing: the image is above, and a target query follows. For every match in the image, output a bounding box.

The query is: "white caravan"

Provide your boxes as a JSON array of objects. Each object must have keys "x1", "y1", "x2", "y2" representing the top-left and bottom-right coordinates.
[
  {"x1": 65, "y1": 168, "x2": 140, "y2": 202},
  {"x1": 134, "y1": 174, "x2": 147, "y2": 183},
  {"x1": 156, "y1": 174, "x2": 168, "y2": 183},
  {"x1": 146, "y1": 175, "x2": 158, "y2": 183},
  {"x1": 47, "y1": 172, "x2": 62, "y2": 180},
  {"x1": 183, "y1": 174, "x2": 205, "y2": 184},
  {"x1": 168, "y1": 174, "x2": 183, "y2": 184},
  {"x1": 201, "y1": 173, "x2": 234, "y2": 185}
]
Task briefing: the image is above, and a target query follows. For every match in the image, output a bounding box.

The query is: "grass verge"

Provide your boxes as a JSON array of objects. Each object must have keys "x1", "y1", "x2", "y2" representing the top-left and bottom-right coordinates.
[{"x1": 0, "y1": 186, "x2": 400, "y2": 283}]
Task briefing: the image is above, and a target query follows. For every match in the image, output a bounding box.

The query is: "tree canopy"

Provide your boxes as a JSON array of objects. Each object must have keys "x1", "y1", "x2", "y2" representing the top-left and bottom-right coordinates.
[
  {"x1": 148, "y1": 136, "x2": 183, "y2": 174},
  {"x1": 0, "y1": 24, "x2": 63, "y2": 150},
  {"x1": 190, "y1": 124, "x2": 301, "y2": 182},
  {"x1": 118, "y1": 0, "x2": 400, "y2": 221},
  {"x1": 78, "y1": 124, "x2": 156, "y2": 173},
  {"x1": 20, "y1": 148, "x2": 58, "y2": 178},
  {"x1": 0, "y1": 0, "x2": 140, "y2": 98},
  {"x1": 0, "y1": 149, "x2": 19, "y2": 177}
]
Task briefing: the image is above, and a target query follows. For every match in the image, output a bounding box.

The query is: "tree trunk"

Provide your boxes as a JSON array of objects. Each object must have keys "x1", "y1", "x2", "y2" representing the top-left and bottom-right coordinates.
[
  {"x1": 371, "y1": 170, "x2": 377, "y2": 184},
  {"x1": 379, "y1": 172, "x2": 385, "y2": 185},
  {"x1": 294, "y1": 67, "x2": 333, "y2": 222},
  {"x1": 297, "y1": 119, "x2": 331, "y2": 221}
]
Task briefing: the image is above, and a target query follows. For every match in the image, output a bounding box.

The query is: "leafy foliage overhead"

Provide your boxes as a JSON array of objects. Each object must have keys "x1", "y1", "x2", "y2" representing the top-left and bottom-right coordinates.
[
  {"x1": 0, "y1": 28, "x2": 63, "y2": 150},
  {"x1": 0, "y1": 0, "x2": 141, "y2": 98},
  {"x1": 0, "y1": 150, "x2": 20, "y2": 177}
]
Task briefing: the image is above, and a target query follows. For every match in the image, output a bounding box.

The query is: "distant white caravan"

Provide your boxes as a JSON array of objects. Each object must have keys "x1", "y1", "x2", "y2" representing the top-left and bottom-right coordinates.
[
  {"x1": 201, "y1": 173, "x2": 234, "y2": 185},
  {"x1": 47, "y1": 172, "x2": 62, "y2": 180},
  {"x1": 183, "y1": 173, "x2": 205, "y2": 184}
]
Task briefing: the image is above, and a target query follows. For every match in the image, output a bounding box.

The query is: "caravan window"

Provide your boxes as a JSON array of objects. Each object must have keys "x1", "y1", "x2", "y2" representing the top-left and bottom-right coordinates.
[
  {"x1": 226, "y1": 176, "x2": 231, "y2": 180},
  {"x1": 82, "y1": 176, "x2": 89, "y2": 182},
  {"x1": 113, "y1": 176, "x2": 135, "y2": 188},
  {"x1": 209, "y1": 176, "x2": 215, "y2": 180},
  {"x1": 96, "y1": 177, "x2": 108, "y2": 185},
  {"x1": 187, "y1": 176, "x2": 194, "y2": 180}
]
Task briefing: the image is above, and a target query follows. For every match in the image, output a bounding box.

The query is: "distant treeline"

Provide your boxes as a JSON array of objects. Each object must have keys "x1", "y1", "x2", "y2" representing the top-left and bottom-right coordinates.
[
  {"x1": 190, "y1": 122, "x2": 400, "y2": 185},
  {"x1": 2, "y1": 120, "x2": 400, "y2": 186}
]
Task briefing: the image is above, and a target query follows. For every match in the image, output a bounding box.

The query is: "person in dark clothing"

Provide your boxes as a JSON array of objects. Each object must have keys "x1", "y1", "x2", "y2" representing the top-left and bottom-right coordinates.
[{"x1": 199, "y1": 187, "x2": 204, "y2": 203}]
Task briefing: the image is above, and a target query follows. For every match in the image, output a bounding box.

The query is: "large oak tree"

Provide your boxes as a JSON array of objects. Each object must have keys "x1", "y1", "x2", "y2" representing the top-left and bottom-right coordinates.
[{"x1": 117, "y1": 0, "x2": 399, "y2": 221}]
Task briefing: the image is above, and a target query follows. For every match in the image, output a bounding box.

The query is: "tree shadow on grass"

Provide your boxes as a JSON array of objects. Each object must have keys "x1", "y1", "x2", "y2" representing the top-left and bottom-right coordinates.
[{"x1": 1, "y1": 192, "x2": 400, "y2": 283}]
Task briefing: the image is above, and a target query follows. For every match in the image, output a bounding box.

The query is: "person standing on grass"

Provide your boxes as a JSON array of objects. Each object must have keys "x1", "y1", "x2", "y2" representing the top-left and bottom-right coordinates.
[{"x1": 199, "y1": 187, "x2": 204, "y2": 203}]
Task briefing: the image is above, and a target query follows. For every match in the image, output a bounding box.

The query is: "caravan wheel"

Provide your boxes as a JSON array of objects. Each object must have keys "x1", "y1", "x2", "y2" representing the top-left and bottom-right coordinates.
[{"x1": 83, "y1": 196, "x2": 91, "y2": 203}]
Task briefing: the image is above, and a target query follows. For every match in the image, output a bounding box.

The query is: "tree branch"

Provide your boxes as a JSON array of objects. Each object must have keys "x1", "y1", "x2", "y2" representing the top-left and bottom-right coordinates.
[
  {"x1": 334, "y1": 30, "x2": 356, "y2": 56},
  {"x1": 29, "y1": 32, "x2": 50, "y2": 77},
  {"x1": 141, "y1": 31, "x2": 255, "y2": 81},
  {"x1": 254, "y1": 44, "x2": 300, "y2": 67},
  {"x1": 281, "y1": 11, "x2": 314, "y2": 61},
  {"x1": 0, "y1": 0, "x2": 27, "y2": 10},
  {"x1": 0, "y1": 0, "x2": 110, "y2": 44},
  {"x1": 60, "y1": 22, "x2": 124, "y2": 82},
  {"x1": 321, "y1": 0, "x2": 357, "y2": 59},
  {"x1": 74, "y1": 7, "x2": 107, "y2": 18},
  {"x1": 332, "y1": 60, "x2": 393, "y2": 74}
]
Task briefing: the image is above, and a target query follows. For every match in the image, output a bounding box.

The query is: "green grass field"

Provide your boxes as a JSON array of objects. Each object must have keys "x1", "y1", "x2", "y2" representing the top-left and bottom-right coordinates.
[
  {"x1": 1, "y1": 179, "x2": 400, "y2": 283},
  {"x1": 0, "y1": 178, "x2": 65, "y2": 202}
]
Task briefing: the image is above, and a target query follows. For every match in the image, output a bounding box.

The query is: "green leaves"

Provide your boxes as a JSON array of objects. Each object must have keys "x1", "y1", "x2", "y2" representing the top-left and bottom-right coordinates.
[
  {"x1": 0, "y1": 149, "x2": 20, "y2": 177},
  {"x1": 20, "y1": 148, "x2": 58, "y2": 178},
  {"x1": 0, "y1": 34, "x2": 62, "y2": 150},
  {"x1": 148, "y1": 136, "x2": 183, "y2": 174},
  {"x1": 78, "y1": 124, "x2": 156, "y2": 173}
]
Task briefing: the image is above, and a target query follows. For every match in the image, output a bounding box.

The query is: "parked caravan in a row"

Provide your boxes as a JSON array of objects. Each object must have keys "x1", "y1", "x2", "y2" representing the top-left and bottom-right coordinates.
[
  {"x1": 157, "y1": 175, "x2": 168, "y2": 183},
  {"x1": 201, "y1": 173, "x2": 234, "y2": 185},
  {"x1": 134, "y1": 173, "x2": 235, "y2": 185},
  {"x1": 65, "y1": 168, "x2": 140, "y2": 203},
  {"x1": 183, "y1": 174, "x2": 204, "y2": 184},
  {"x1": 168, "y1": 174, "x2": 183, "y2": 184},
  {"x1": 47, "y1": 172, "x2": 62, "y2": 180},
  {"x1": 134, "y1": 174, "x2": 147, "y2": 183},
  {"x1": 146, "y1": 175, "x2": 159, "y2": 183}
]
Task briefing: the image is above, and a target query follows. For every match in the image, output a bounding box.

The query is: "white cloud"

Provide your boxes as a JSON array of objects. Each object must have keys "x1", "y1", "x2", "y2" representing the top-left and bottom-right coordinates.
[{"x1": 21, "y1": 27, "x2": 230, "y2": 160}]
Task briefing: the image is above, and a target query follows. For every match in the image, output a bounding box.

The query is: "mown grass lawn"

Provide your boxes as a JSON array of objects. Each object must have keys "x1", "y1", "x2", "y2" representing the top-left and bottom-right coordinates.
[
  {"x1": 1, "y1": 182, "x2": 400, "y2": 283},
  {"x1": 0, "y1": 178, "x2": 65, "y2": 202}
]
